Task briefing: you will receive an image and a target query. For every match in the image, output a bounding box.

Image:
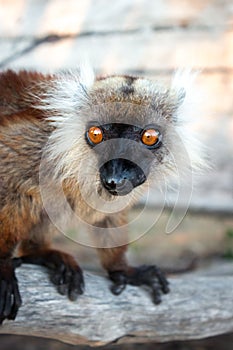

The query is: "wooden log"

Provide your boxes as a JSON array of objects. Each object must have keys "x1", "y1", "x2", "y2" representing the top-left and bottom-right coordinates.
[{"x1": 0, "y1": 265, "x2": 233, "y2": 346}]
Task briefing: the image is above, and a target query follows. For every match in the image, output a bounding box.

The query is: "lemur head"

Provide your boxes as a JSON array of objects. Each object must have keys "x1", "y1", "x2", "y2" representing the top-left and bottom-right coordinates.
[
  {"x1": 42, "y1": 66, "x2": 204, "y2": 206},
  {"x1": 84, "y1": 75, "x2": 183, "y2": 197}
]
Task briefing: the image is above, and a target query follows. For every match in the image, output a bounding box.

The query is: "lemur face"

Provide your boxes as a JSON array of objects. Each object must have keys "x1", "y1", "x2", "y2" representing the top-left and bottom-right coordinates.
[{"x1": 85, "y1": 122, "x2": 163, "y2": 196}]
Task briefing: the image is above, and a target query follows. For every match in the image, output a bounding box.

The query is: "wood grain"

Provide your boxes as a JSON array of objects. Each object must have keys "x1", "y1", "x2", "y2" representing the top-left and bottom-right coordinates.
[{"x1": 0, "y1": 265, "x2": 232, "y2": 346}]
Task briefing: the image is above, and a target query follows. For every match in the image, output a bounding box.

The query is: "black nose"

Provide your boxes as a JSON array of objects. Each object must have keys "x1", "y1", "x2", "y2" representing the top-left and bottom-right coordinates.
[{"x1": 99, "y1": 159, "x2": 146, "y2": 196}]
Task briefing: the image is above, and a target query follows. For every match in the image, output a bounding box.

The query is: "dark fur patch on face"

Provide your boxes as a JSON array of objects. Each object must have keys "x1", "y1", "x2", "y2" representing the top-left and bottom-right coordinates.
[
  {"x1": 120, "y1": 76, "x2": 137, "y2": 96},
  {"x1": 120, "y1": 85, "x2": 134, "y2": 95}
]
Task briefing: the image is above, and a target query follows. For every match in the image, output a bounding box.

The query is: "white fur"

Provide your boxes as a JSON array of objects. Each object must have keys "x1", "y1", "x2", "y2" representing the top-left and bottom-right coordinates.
[
  {"x1": 38, "y1": 63, "x2": 95, "y2": 177},
  {"x1": 171, "y1": 69, "x2": 207, "y2": 171}
]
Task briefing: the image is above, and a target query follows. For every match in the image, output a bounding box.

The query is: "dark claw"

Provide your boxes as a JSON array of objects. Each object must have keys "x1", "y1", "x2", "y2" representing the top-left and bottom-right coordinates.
[
  {"x1": 4, "y1": 286, "x2": 12, "y2": 317},
  {"x1": 57, "y1": 283, "x2": 68, "y2": 296},
  {"x1": 8, "y1": 280, "x2": 22, "y2": 320},
  {"x1": 50, "y1": 264, "x2": 66, "y2": 285},
  {"x1": 68, "y1": 280, "x2": 84, "y2": 301},
  {"x1": 109, "y1": 271, "x2": 127, "y2": 295},
  {"x1": 68, "y1": 272, "x2": 85, "y2": 300},
  {"x1": 108, "y1": 265, "x2": 169, "y2": 304},
  {"x1": 110, "y1": 283, "x2": 126, "y2": 295},
  {"x1": 0, "y1": 280, "x2": 7, "y2": 315},
  {"x1": 67, "y1": 267, "x2": 85, "y2": 300},
  {"x1": 151, "y1": 282, "x2": 162, "y2": 304},
  {"x1": 0, "y1": 259, "x2": 22, "y2": 324}
]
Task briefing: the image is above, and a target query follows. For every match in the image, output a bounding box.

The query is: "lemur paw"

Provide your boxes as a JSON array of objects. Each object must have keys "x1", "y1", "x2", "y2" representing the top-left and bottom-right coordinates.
[
  {"x1": 22, "y1": 250, "x2": 84, "y2": 301},
  {"x1": 0, "y1": 258, "x2": 22, "y2": 324},
  {"x1": 109, "y1": 265, "x2": 169, "y2": 304}
]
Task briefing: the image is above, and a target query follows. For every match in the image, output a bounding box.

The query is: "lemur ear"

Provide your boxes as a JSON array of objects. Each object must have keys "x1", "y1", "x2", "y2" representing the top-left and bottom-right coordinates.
[
  {"x1": 176, "y1": 87, "x2": 186, "y2": 105},
  {"x1": 170, "y1": 69, "x2": 200, "y2": 125},
  {"x1": 78, "y1": 61, "x2": 95, "y2": 89}
]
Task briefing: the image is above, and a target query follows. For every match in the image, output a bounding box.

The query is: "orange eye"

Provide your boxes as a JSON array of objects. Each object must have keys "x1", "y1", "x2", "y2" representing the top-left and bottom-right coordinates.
[
  {"x1": 87, "y1": 126, "x2": 103, "y2": 145},
  {"x1": 141, "y1": 129, "x2": 160, "y2": 146}
]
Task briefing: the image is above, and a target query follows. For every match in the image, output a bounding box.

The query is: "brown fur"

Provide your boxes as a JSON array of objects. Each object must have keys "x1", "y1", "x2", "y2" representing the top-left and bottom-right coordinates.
[
  {"x1": 0, "y1": 69, "x2": 128, "y2": 269},
  {"x1": 0, "y1": 71, "x2": 51, "y2": 257}
]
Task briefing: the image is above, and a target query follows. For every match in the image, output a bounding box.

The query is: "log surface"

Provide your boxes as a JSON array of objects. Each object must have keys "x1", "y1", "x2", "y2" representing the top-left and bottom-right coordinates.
[{"x1": 0, "y1": 265, "x2": 232, "y2": 346}]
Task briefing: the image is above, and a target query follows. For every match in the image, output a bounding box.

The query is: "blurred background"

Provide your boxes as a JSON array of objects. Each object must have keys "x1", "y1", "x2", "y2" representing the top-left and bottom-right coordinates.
[{"x1": 0, "y1": 0, "x2": 233, "y2": 349}]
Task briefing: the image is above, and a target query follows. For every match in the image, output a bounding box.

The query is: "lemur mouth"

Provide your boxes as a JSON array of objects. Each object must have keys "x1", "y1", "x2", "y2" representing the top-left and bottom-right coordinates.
[{"x1": 103, "y1": 178, "x2": 133, "y2": 196}]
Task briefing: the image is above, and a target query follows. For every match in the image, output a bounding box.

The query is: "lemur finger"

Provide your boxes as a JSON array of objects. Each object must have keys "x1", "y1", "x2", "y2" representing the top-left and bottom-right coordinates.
[
  {"x1": 108, "y1": 271, "x2": 127, "y2": 295},
  {"x1": 8, "y1": 281, "x2": 22, "y2": 320}
]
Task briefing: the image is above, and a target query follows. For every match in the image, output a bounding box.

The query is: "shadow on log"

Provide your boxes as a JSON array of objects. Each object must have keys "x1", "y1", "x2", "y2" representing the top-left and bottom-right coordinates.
[{"x1": 0, "y1": 265, "x2": 232, "y2": 346}]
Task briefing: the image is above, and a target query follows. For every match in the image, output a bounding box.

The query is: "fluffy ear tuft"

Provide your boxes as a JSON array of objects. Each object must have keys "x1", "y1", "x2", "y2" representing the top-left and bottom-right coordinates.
[
  {"x1": 78, "y1": 61, "x2": 95, "y2": 89},
  {"x1": 171, "y1": 69, "x2": 200, "y2": 124},
  {"x1": 170, "y1": 70, "x2": 208, "y2": 171},
  {"x1": 40, "y1": 62, "x2": 95, "y2": 118},
  {"x1": 172, "y1": 69, "x2": 198, "y2": 92}
]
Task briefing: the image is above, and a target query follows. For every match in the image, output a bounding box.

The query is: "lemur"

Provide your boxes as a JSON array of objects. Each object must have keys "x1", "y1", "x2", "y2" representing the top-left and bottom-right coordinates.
[{"x1": 0, "y1": 66, "x2": 203, "y2": 323}]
